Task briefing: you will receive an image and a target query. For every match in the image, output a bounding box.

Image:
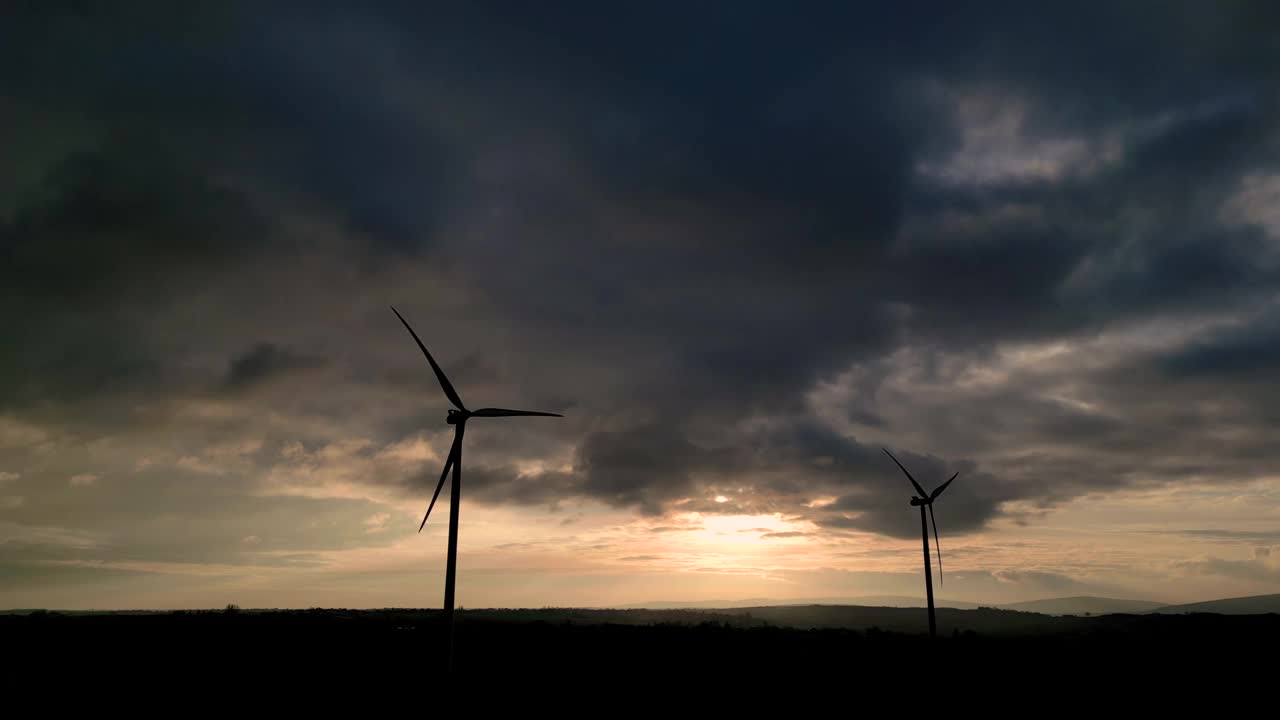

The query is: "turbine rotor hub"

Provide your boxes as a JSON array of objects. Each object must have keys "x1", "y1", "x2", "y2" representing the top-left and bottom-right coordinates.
[{"x1": 446, "y1": 409, "x2": 469, "y2": 425}]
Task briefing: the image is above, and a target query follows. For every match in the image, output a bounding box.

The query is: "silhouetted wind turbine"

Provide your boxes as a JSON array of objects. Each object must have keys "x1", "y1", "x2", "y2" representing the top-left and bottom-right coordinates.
[
  {"x1": 883, "y1": 448, "x2": 958, "y2": 638},
  {"x1": 391, "y1": 306, "x2": 562, "y2": 671}
]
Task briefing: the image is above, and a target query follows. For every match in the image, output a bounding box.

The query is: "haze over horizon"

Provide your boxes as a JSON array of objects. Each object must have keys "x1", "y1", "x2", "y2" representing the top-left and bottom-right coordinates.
[{"x1": 4, "y1": 2, "x2": 1280, "y2": 610}]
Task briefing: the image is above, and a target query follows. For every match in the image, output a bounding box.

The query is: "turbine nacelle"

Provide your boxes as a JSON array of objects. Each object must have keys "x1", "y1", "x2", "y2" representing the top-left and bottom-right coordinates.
[
  {"x1": 910, "y1": 496, "x2": 928, "y2": 506},
  {"x1": 392, "y1": 305, "x2": 563, "y2": 534}
]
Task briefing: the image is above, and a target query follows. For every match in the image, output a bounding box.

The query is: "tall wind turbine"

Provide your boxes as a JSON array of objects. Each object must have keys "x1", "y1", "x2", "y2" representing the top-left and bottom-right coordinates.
[
  {"x1": 883, "y1": 448, "x2": 958, "y2": 638},
  {"x1": 391, "y1": 306, "x2": 562, "y2": 670}
]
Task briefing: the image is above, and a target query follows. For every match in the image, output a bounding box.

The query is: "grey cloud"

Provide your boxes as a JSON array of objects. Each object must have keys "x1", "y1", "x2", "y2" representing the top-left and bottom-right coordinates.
[
  {"x1": 1173, "y1": 548, "x2": 1280, "y2": 582},
  {"x1": 989, "y1": 570, "x2": 1113, "y2": 596},
  {"x1": 438, "y1": 420, "x2": 1022, "y2": 538},
  {"x1": 2, "y1": 0, "x2": 1279, "y2": 596},
  {"x1": 461, "y1": 465, "x2": 581, "y2": 509},
  {"x1": 0, "y1": 456, "x2": 408, "y2": 568},
  {"x1": 0, "y1": 148, "x2": 271, "y2": 418},
  {"x1": 225, "y1": 343, "x2": 327, "y2": 392},
  {"x1": 1161, "y1": 529, "x2": 1280, "y2": 543},
  {"x1": 747, "y1": 425, "x2": 1021, "y2": 539},
  {"x1": 576, "y1": 426, "x2": 724, "y2": 514},
  {"x1": 1163, "y1": 312, "x2": 1280, "y2": 379}
]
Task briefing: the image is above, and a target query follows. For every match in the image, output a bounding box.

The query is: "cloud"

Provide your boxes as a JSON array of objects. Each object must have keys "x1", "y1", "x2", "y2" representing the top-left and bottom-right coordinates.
[
  {"x1": 1163, "y1": 311, "x2": 1280, "y2": 378},
  {"x1": 68, "y1": 473, "x2": 98, "y2": 487},
  {"x1": 0, "y1": 418, "x2": 49, "y2": 449},
  {"x1": 1158, "y1": 529, "x2": 1280, "y2": 543},
  {"x1": 224, "y1": 343, "x2": 327, "y2": 392},
  {"x1": 364, "y1": 512, "x2": 391, "y2": 533},
  {"x1": 0, "y1": 472, "x2": 18, "y2": 484},
  {"x1": 574, "y1": 426, "x2": 745, "y2": 515},
  {"x1": 991, "y1": 570, "x2": 1102, "y2": 595},
  {"x1": 2, "y1": 1, "x2": 1279, "y2": 605},
  {"x1": 1173, "y1": 547, "x2": 1280, "y2": 582}
]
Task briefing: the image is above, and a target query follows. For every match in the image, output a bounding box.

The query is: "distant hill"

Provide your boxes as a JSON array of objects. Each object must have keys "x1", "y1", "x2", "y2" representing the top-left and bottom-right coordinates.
[
  {"x1": 466, "y1": 605, "x2": 1076, "y2": 634},
  {"x1": 1000, "y1": 596, "x2": 1164, "y2": 616},
  {"x1": 617, "y1": 595, "x2": 983, "y2": 610},
  {"x1": 714, "y1": 605, "x2": 1067, "y2": 634},
  {"x1": 11, "y1": 593, "x2": 1280, "y2": 619},
  {"x1": 1150, "y1": 594, "x2": 1280, "y2": 615},
  {"x1": 474, "y1": 602, "x2": 1278, "y2": 633},
  {"x1": 618, "y1": 595, "x2": 1170, "y2": 614}
]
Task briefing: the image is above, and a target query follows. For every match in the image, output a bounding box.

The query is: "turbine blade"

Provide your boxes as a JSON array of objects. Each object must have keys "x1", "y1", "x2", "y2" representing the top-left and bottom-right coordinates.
[
  {"x1": 419, "y1": 432, "x2": 462, "y2": 532},
  {"x1": 929, "y1": 504, "x2": 943, "y2": 587},
  {"x1": 471, "y1": 407, "x2": 563, "y2": 418},
  {"x1": 883, "y1": 448, "x2": 929, "y2": 499},
  {"x1": 455, "y1": 421, "x2": 465, "y2": 454},
  {"x1": 390, "y1": 306, "x2": 467, "y2": 411},
  {"x1": 453, "y1": 423, "x2": 464, "y2": 492},
  {"x1": 931, "y1": 472, "x2": 959, "y2": 500}
]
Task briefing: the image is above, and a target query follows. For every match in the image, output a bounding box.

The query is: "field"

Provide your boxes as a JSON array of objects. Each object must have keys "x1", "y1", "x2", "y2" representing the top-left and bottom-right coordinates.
[{"x1": 6, "y1": 605, "x2": 1277, "y2": 683}]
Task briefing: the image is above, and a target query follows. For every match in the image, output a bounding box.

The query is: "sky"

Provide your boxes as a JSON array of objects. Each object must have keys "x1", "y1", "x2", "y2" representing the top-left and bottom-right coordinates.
[{"x1": 3, "y1": 1, "x2": 1280, "y2": 610}]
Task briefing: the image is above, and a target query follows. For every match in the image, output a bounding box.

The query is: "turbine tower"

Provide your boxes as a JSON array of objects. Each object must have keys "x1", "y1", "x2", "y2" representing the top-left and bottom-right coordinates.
[
  {"x1": 392, "y1": 306, "x2": 562, "y2": 671},
  {"x1": 883, "y1": 448, "x2": 958, "y2": 638}
]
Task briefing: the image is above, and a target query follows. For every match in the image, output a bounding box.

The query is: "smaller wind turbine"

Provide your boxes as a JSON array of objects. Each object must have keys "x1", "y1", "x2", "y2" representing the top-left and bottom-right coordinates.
[
  {"x1": 883, "y1": 448, "x2": 958, "y2": 638},
  {"x1": 391, "y1": 306, "x2": 562, "y2": 671}
]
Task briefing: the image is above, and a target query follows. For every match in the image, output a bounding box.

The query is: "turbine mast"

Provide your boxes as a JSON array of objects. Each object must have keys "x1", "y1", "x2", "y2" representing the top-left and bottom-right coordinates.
[
  {"x1": 391, "y1": 307, "x2": 562, "y2": 673},
  {"x1": 920, "y1": 502, "x2": 937, "y2": 638},
  {"x1": 442, "y1": 421, "x2": 464, "y2": 672}
]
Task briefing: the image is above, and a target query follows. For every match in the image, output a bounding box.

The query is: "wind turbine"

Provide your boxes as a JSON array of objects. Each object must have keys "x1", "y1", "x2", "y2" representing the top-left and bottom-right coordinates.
[
  {"x1": 391, "y1": 306, "x2": 562, "y2": 670},
  {"x1": 883, "y1": 448, "x2": 958, "y2": 638}
]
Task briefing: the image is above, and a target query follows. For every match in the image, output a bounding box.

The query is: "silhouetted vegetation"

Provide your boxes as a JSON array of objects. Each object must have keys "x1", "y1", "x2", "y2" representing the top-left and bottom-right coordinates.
[{"x1": 5, "y1": 606, "x2": 1278, "y2": 680}]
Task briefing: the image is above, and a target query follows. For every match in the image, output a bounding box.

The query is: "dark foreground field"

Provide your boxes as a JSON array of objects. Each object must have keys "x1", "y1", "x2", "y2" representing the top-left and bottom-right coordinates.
[{"x1": 6, "y1": 605, "x2": 1278, "y2": 684}]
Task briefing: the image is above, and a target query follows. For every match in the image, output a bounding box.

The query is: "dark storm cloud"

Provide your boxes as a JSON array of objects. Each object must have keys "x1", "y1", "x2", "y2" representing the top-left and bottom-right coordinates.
[
  {"x1": 0, "y1": 146, "x2": 271, "y2": 418},
  {"x1": 1, "y1": 3, "x2": 460, "y2": 251},
  {"x1": 894, "y1": 101, "x2": 1278, "y2": 346},
  {"x1": 461, "y1": 465, "x2": 581, "y2": 508},
  {"x1": 1163, "y1": 314, "x2": 1280, "y2": 378},
  {"x1": 403, "y1": 1, "x2": 1280, "y2": 434},
  {"x1": 0, "y1": 149, "x2": 266, "y2": 305},
  {"x1": 576, "y1": 426, "x2": 747, "y2": 515},
  {"x1": 225, "y1": 343, "x2": 327, "y2": 392},
  {"x1": 444, "y1": 425, "x2": 747, "y2": 515},
  {"x1": 2, "y1": 0, "x2": 1279, "y2": 574},
  {"x1": 426, "y1": 417, "x2": 1022, "y2": 539}
]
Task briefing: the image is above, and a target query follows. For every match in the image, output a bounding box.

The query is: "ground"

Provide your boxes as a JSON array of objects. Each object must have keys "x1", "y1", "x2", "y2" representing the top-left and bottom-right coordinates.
[{"x1": 6, "y1": 606, "x2": 1278, "y2": 687}]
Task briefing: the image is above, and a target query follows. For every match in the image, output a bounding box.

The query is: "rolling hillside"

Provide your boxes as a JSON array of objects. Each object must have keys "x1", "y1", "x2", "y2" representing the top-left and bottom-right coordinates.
[
  {"x1": 1001, "y1": 596, "x2": 1165, "y2": 616},
  {"x1": 1150, "y1": 594, "x2": 1280, "y2": 615}
]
